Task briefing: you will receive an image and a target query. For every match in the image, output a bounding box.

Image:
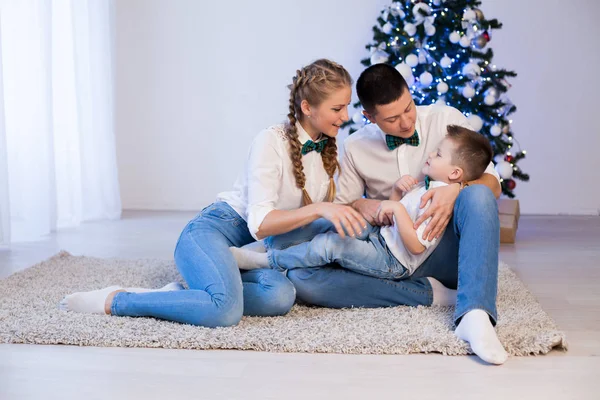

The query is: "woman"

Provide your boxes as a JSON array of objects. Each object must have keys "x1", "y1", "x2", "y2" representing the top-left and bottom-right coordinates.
[{"x1": 60, "y1": 59, "x2": 366, "y2": 327}]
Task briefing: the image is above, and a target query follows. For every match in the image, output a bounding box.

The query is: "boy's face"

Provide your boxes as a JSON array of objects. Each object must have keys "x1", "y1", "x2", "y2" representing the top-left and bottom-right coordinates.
[
  {"x1": 363, "y1": 90, "x2": 417, "y2": 138},
  {"x1": 422, "y1": 138, "x2": 463, "y2": 183}
]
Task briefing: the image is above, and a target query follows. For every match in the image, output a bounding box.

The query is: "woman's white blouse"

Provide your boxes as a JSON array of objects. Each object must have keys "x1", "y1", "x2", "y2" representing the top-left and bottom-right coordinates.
[{"x1": 216, "y1": 122, "x2": 331, "y2": 240}]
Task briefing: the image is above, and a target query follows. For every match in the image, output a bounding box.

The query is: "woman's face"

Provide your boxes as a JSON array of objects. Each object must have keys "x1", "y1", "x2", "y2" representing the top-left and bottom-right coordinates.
[{"x1": 301, "y1": 85, "x2": 352, "y2": 139}]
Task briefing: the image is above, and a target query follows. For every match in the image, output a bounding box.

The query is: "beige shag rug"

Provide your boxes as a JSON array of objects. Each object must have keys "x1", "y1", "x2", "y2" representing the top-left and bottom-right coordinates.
[{"x1": 0, "y1": 251, "x2": 567, "y2": 356}]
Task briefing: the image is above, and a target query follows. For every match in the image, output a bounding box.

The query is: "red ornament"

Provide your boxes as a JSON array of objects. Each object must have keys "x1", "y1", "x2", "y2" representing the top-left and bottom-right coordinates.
[
  {"x1": 505, "y1": 155, "x2": 514, "y2": 163},
  {"x1": 505, "y1": 179, "x2": 516, "y2": 190},
  {"x1": 483, "y1": 31, "x2": 490, "y2": 42}
]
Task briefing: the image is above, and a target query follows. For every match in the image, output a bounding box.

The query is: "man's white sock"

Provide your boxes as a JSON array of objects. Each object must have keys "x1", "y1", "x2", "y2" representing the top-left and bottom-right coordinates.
[{"x1": 455, "y1": 309, "x2": 508, "y2": 365}]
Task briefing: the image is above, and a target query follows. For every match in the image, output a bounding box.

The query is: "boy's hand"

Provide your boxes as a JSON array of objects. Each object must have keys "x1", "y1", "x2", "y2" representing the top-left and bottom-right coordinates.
[
  {"x1": 352, "y1": 198, "x2": 393, "y2": 226},
  {"x1": 394, "y1": 175, "x2": 419, "y2": 194},
  {"x1": 375, "y1": 200, "x2": 400, "y2": 225}
]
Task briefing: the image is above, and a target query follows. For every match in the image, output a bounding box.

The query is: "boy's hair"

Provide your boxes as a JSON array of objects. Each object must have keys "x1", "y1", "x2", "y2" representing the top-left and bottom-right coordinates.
[
  {"x1": 356, "y1": 64, "x2": 409, "y2": 114},
  {"x1": 446, "y1": 125, "x2": 494, "y2": 181}
]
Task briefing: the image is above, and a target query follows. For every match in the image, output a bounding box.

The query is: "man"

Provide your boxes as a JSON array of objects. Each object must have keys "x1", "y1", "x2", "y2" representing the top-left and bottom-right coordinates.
[{"x1": 285, "y1": 64, "x2": 507, "y2": 365}]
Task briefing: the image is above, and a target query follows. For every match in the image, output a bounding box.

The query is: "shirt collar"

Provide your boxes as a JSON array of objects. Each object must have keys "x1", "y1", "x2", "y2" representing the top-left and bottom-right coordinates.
[{"x1": 296, "y1": 121, "x2": 324, "y2": 144}]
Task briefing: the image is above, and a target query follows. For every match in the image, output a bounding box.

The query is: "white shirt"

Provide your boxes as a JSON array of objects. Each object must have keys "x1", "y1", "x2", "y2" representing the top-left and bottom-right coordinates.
[
  {"x1": 335, "y1": 104, "x2": 500, "y2": 204},
  {"x1": 380, "y1": 181, "x2": 447, "y2": 274},
  {"x1": 216, "y1": 122, "x2": 331, "y2": 240}
]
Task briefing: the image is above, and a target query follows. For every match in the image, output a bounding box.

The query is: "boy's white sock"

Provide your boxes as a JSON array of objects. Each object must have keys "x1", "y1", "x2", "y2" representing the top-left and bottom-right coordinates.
[{"x1": 230, "y1": 247, "x2": 269, "y2": 270}]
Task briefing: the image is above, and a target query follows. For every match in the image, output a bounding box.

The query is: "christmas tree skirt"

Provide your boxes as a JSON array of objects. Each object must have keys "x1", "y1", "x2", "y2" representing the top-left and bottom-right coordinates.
[{"x1": 0, "y1": 252, "x2": 567, "y2": 356}]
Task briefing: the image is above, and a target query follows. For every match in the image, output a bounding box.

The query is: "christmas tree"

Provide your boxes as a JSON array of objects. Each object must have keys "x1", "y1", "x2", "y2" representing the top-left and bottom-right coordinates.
[{"x1": 345, "y1": 0, "x2": 528, "y2": 197}]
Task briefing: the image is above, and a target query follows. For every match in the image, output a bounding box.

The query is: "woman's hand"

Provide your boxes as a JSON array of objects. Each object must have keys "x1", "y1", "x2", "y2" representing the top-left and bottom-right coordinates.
[{"x1": 314, "y1": 202, "x2": 368, "y2": 238}]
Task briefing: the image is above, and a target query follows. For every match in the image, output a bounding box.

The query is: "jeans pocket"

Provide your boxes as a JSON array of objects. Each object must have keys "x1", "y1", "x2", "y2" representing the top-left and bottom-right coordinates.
[{"x1": 201, "y1": 202, "x2": 241, "y2": 222}]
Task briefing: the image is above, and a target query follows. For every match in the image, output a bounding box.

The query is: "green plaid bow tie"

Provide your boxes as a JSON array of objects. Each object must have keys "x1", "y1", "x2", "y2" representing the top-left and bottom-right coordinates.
[
  {"x1": 301, "y1": 138, "x2": 328, "y2": 155},
  {"x1": 385, "y1": 131, "x2": 420, "y2": 150},
  {"x1": 424, "y1": 175, "x2": 431, "y2": 190}
]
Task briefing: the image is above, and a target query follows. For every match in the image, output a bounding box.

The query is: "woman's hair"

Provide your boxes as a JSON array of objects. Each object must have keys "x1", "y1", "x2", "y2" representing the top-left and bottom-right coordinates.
[{"x1": 286, "y1": 59, "x2": 352, "y2": 205}]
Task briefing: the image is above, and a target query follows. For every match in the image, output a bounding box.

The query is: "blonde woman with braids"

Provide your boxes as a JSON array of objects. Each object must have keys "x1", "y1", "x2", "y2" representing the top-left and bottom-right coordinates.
[{"x1": 59, "y1": 59, "x2": 367, "y2": 327}]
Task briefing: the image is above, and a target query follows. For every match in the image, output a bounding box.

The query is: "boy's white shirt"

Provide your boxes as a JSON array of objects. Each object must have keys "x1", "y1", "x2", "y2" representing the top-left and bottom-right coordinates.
[
  {"x1": 380, "y1": 180, "x2": 447, "y2": 274},
  {"x1": 334, "y1": 104, "x2": 500, "y2": 204}
]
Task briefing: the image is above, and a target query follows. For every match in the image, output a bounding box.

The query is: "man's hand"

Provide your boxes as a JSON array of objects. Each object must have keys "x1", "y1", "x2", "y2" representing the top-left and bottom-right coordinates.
[
  {"x1": 414, "y1": 183, "x2": 461, "y2": 241},
  {"x1": 352, "y1": 198, "x2": 392, "y2": 226}
]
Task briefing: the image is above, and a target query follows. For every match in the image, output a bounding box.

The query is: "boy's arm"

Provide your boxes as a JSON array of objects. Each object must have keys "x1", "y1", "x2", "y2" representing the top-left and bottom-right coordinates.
[{"x1": 380, "y1": 201, "x2": 426, "y2": 255}]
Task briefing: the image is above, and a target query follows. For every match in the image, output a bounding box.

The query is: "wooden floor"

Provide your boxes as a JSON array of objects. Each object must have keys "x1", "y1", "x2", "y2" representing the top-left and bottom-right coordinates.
[{"x1": 1, "y1": 212, "x2": 599, "y2": 399}]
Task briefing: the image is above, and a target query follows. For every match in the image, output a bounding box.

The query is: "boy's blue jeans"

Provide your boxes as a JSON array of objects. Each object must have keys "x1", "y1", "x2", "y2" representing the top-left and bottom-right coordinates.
[{"x1": 268, "y1": 223, "x2": 410, "y2": 280}]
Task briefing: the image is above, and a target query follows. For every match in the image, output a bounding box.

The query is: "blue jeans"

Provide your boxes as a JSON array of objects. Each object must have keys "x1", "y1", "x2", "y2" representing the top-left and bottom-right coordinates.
[
  {"x1": 268, "y1": 185, "x2": 499, "y2": 325},
  {"x1": 268, "y1": 224, "x2": 409, "y2": 280},
  {"x1": 110, "y1": 202, "x2": 296, "y2": 327}
]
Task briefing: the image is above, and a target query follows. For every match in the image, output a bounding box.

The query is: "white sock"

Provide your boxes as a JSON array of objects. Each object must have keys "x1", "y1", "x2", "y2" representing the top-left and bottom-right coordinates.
[
  {"x1": 427, "y1": 277, "x2": 457, "y2": 306},
  {"x1": 125, "y1": 282, "x2": 185, "y2": 293},
  {"x1": 230, "y1": 247, "x2": 269, "y2": 270},
  {"x1": 455, "y1": 309, "x2": 508, "y2": 365},
  {"x1": 241, "y1": 240, "x2": 267, "y2": 253},
  {"x1": 59, "y1": 285, "x2": 122, "y2": 315}
]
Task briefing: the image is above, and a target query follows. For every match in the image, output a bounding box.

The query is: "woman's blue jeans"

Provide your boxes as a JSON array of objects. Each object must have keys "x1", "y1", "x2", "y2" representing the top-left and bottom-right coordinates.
[{"x1": 110, "y1": 202, "x2": 296, "y2": 327}]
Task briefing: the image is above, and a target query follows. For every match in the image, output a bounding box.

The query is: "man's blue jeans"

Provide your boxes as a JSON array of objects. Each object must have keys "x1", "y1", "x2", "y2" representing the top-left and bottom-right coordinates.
[{"x1": 265, "y1": 185, "x2": 500, "y2": 325}]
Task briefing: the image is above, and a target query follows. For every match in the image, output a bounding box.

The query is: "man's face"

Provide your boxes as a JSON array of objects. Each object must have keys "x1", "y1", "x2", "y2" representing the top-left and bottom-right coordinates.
[{"x1": 364, "y1": 90, "x2": 417, "y2": 138}]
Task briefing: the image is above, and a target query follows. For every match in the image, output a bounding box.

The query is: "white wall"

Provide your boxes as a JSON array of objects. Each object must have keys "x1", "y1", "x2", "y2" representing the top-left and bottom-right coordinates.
[{"x1": 115, "y1": 0, "x2": 600, "y2": 215}]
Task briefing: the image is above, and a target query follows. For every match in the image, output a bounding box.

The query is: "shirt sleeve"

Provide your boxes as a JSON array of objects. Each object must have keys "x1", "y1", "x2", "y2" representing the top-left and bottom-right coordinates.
[
  {"x1": 334, "y1": 142, "x2": 367, "y2": 204},
  {"x1": 246, "y1": 130, "x2": 283, "y2": 240},
  {"x1": 401, "y1": 187, "x2": 438, "y2": 248}
]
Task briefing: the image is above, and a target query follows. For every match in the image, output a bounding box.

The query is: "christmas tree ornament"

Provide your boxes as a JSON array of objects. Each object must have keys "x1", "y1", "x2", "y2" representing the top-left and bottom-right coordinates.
[
  {"x1": 473, "y1": 8, "x2": 485, "y2": 21},
  {"x1": 435, "y1": 97, "x2": 446, "y2": 105},
  {"x1": 440, "y1": 54, "x2": 452, "y2": 68},
  {"x1": 462, "y1": 85, "x2": 476, "y2": 98},
  {"x1": 419, "y1": 71, "x2": 433, "y2": 86},
  {"x1": 463, "y1": 9, "x2": 477, "y2": 21},
  {"x1": 495, "y1": 161, "x2": 513, "y2": 179},
  {"x1": 505, "y1": 155, "x2": 514, "y2": 163},
  {"x1": 405, "y1": 54, "x2": 419, "y2": 67},
  {"x1": 494, "y1": 154, "x2": 505, "y2": 164},
  {"x1": 502, "y1": 124, "x2": 511, "y2": 134},
  {"x1": 485, "y1": 87, "x2": 499, "y2": 99},
  {"x1": 352, "y1": 111, "x2": 365, "y2": 124},
  {"x1": 467, "y1": 114, "x2": 484, "y2": 131},
  {"x1": 449, "y1": 31, "x2": 461, "y2": 43},
  {"x1": 484, "y1": 94, "x2": 496, "y2": 105},
  {"x1": 395, "y1": 62, "x2": 412, "y2": 78},
  {"x1": 390, "y1": 2, "x2": 404, "y2": 18},
  {"x1": 459, "y1": 35, "x2": 471, "y2": 48},
  {"x1": 471, "y1": 34, "x2": 488, "y2": 49},
  {"x1": 462, "y1": 62, "x2": 481, "y2": 78},
  {"x1": 382, "y1": 22, "x2": 393, "y2": 34},
  {"x1": 490, "y1": 124, "x2": 502, "y2": 136},
  {"x1": 505, "y1": 179, "x2": 516, "y2": 190},
  {"x1": 425, "y1": 24, "x2": 436, "y2": 36},
  {"x1": 412, "y1": 3, "x2": 431, "y2": 22},
  {"x1": 436, "y1": 81, "x2": 449, "y2": 94},
  {"x1": 418, "y1": 52, "x2": 427, "y2": 64},
  {"x1": 370, "y1": 50, "x2": 389, "y2": 65},
  {"x1": 433, "y1": 0, "x2": 442, "y2": 5},
  {"x1": 404, "y1": 23, "x2": 417, "y2": 36}
]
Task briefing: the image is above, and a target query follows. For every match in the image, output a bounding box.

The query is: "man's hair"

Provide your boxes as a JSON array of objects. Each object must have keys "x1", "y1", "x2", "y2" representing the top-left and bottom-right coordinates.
[
  {"x1": 356, "y1": 64, "x2": 409, "y2": 114},
  {"x1": 446, "y1": 125, "x2": 494, "y2": 181}
]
